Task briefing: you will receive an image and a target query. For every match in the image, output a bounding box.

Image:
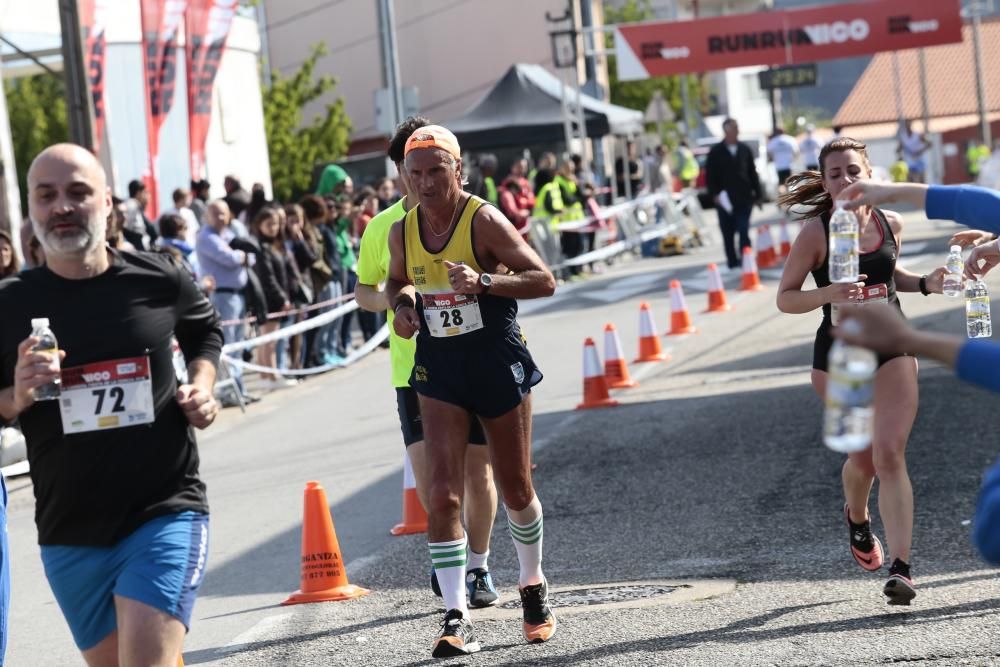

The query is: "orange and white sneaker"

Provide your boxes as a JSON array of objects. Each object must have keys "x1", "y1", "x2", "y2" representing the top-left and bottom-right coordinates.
[
  {"x1": 519, "y1": 579, "x2": 557, "y2": 644},
  {"x1": 431, "y1": 609, "x2": 480, "y2": 658},
  {"x1": 845, "y1": 504, "x2": 884, "y2": 572}
]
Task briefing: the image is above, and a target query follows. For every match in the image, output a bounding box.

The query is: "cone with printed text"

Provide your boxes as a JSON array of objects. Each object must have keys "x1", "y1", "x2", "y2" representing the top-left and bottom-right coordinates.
[
  {"x1": 756, "y1": 225, "x2": 777, "y2": 268},
  {"x1": 778, "y1": 221, "x2": 792, "y2": 258},
  {"x1": 283, "y1": 481, "x2": 370, "y2": 605},
  {"x1": 740, "y1": 246, "x2": 765, "y2": 292},
  {"x1": 603, "y1": 323, "x2": 638, "y2": 389},
  {"x1": 703, "y1": 263, "x2": 733, "y2": 313},
  {"x1": 390, "y1": 450, "x2": 428, "y2": 536},
  {"x1": 667, "y1": 280, "x2": 698, "y2": 335},
  {"x1": 634, "y1": 302, "x2": 671, "y2": 363},
  {"x1": 577, "y1": 338, "x2": 619, "y2": 409}
]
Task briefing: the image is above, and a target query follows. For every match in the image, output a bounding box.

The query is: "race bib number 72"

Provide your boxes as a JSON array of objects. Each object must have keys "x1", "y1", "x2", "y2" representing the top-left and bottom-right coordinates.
[{"x1": 59, "y1": 356, "x2": 155, "y2": 434}]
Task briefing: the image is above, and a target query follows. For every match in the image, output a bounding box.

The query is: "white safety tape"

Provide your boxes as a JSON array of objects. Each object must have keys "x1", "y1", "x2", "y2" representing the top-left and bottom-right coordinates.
[
  {"x1": 221, "y1": 300, "x2": 359, "y2": 354},
  {"x1": 221, "y1": 324, "x2": 389, "y2": 376},
  {"x1": 551, "y1": 192, "x2": 670, "y2": 232}
]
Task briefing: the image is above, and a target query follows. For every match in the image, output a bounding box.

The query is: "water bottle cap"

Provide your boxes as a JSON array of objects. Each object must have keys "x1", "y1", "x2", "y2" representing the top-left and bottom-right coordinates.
[
  {"x1": 833, "y1": 200, "x2": 848, "y2": 210},
  {"x1": 31, "y1": 318, "x2": 49, "y2": 329},
  {"x1": 951, "y1": 245, "x2": 962, "y2": 253},
  {"x1": 840, "y1": 319, "x2": 863, "y2": 337}
]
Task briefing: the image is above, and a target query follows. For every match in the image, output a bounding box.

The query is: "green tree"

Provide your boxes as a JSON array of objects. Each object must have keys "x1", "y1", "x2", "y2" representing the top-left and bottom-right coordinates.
[
  {"x1": 262, "y1": 43, "x2": 351, "y2": 203},
  {"x1": 4, "y1": 74, "x2": 69, "y2": 212},
  {"x1": 603, "y1": 0, "x2": 708, "y2": 143}
]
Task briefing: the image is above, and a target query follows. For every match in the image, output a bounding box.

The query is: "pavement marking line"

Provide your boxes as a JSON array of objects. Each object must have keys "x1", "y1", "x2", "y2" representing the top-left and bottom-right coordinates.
[{"x1": 218, "y1": 612, "x2": 294, "y2": 655}]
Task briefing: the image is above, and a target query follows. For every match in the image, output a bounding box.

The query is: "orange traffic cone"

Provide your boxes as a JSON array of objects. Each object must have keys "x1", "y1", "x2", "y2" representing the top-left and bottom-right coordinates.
[
  {"x1": 390, "y1": 450, "x2": 427, "y2": 536},
  {"x1": 603, "y1": 323, "x2": 638, "y2": 389},
  {"x1": 667, "y1": 280, "x2": 698, "y2": 335},
  {"x1": 283, "y1": 481, "x2": 370, "y2": 605},
  {"x1": 740, "y1": 246, "x2": 765, "y2": 292},
  {"x1": 634, "y1": 302, "x2": 671, "y2": 363},
  {"x1": 778, "y1": 221, "x2": 792, "y2": 258},
  {"x1": 577, "y1": 338, "x2": 619, "y2": 409},
  {"x1": 703, "y1": 263, "x2": 733, "y2": 313},
  {"x1": 756, "y1": 225, "x2": 777, "y2": 268}
]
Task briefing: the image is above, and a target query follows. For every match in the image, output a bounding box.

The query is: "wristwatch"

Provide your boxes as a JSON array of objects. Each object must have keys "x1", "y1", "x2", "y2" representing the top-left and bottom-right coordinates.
[
  {"x1": 478, "y1": 273, "x2": 493, "y2": 294},
  {"x1": 918, "y1": 275, "x2": 930, "y2": 296}
]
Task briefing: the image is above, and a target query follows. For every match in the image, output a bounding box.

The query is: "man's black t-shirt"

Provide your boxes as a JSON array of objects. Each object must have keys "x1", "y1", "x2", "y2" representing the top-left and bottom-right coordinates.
[{"x1": 0, "y1": 250, "x2": 223, "y2": 546}]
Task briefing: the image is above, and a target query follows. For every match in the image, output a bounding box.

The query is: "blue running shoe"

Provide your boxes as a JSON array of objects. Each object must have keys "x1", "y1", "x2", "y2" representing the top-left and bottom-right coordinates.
[{"x1": 466, "y1": 568, "x2": 499, "y2": 608}]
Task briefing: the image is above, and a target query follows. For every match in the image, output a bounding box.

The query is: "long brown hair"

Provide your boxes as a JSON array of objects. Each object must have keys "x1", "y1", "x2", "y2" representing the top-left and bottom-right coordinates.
[
  {"x1": 778, "y1": 137, "x2": 870, "y2": 219},
  {"x1": 0, "y1": 230, "x2": 20, "y2": 277}
]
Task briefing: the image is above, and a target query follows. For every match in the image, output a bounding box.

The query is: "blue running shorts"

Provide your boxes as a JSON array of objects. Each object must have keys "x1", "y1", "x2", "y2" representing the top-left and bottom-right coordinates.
[
  {"x1": 1, "y1": 475, "x2": 9, "y2": 665},
  {"x1": 40, "y1": 511, "x2": 209, "y2": 650}
]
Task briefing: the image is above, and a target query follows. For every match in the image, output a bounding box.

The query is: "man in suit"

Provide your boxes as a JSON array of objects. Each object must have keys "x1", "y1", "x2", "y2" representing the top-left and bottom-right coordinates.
[{"x1": 706, "y1": 118, "x2": 762, "y2": 270}]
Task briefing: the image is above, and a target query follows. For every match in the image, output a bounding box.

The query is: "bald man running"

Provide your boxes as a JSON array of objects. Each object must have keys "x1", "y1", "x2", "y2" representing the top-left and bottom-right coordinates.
[
  {"x1": 0, "y1": 144, "x2": 222, "y2": 666},
  {"x1": 385, "y1": 126, "x2": 557, "y2": 658}
]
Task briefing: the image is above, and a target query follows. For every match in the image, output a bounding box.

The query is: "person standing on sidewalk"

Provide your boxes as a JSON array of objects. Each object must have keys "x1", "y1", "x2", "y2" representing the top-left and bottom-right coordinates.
[{"x1": 706, "y1": 118, "x2": 762, "y2": 270}]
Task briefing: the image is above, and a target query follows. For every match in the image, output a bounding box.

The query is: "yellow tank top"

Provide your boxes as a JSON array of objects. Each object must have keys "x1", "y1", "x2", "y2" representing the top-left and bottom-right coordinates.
[{"x1": 404, "y1": 195, "x2": 486, "y2": 293}]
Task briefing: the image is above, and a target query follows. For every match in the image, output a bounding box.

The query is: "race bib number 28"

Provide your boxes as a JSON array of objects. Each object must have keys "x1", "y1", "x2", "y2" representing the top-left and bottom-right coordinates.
[
  {"x1": 59, "y1": 356, "x2": 155, "y2": 434},
  {"x1": 422, "y1": 293, "x2": 484, "y2": 338}
]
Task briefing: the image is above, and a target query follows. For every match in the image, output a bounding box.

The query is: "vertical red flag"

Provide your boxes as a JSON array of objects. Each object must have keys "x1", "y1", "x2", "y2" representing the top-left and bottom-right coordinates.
[
  {"x1": 78, "y1": 0, "x2": 109, "y2": 152},
  {"x1": 140, "y1": 0, "x2": 188, "y2": 217},
  {"x1": 185, "y1": 0, "x2": 238, "y2": 180}
]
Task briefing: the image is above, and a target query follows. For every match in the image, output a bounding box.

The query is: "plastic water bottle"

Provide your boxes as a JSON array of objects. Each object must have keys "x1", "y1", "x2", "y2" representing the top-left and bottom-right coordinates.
[
  {"x1": 824, "y1": 321, "x2": 875, "y2": 453},
  {"x1": 828, "y1": 203, "x2": 859, "y2": 283},
  {"x1": 966, "y1": 278, "x2": 992, "y2": 339},
  {"x1": 943, "y1": 245, "x2": 964, "y2": 297},
  {"x1": 30, "y1": 318, "x2": 61, "y2": 401}
]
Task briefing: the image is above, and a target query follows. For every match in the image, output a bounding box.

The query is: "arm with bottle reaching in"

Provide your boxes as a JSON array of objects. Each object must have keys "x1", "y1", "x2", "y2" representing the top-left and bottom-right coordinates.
[{"x1": 0, "y1": 336, "x2": 66, "y2": 421}]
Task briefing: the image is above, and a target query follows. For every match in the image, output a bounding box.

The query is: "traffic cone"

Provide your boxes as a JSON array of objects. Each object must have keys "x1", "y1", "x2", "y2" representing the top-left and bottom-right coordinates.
[
  {"x1": 703, "y1": 263, "x2": 733, "y2": 313},
  {"x1": 740, "y1": 246, "x2": 765, "y2": 292},
  {"x1": 634, "y1": 302, "x2": 671, "y2": 363},
  {"x1": 577, "y1": 338, "x2": 619, "y2": 409},
  {"x1": 282, "y1": 481, "x2": 370, "y2": 605},
  {"x1": 390, "y1": 450, "x2": 427, "y2": 536},
  {"x1": 667, "y1": 280, "x2": 698, "y2": 335},
  {"x1": 778, "y1": 221, "x2": 792, "y2": 258},
  {"x1": 756, "y1": 225, "x2": 777, "y2": 268},
  {"x1": 603, "y1": 323, "x2": 638, "y2": 389}
]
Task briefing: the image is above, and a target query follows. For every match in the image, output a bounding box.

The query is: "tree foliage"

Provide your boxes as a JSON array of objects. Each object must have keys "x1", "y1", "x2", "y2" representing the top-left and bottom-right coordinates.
[
  {"x1": 262, "y1": 43, "x2": 351, "y2": 203},
  {"x1": 603, "y1": 0, "x2": 708, "y2": 143},
  {"x1": 4, "y1": 74, "x2": 69, "y2": 212}
]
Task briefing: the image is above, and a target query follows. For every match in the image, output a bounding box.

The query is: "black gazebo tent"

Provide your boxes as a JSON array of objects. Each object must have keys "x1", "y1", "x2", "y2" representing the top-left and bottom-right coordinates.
[{"x1": 446, "y1": 64, "x2": 644, "y2": 151}]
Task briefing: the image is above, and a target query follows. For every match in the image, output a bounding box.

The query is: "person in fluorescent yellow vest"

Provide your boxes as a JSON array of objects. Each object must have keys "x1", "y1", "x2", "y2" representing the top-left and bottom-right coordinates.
[
  {"x1": 676, "y1": 140, "x2": 699, "y2": 187},
  {"x1": 968, "y1": 141, "x2": 990, "y2": 180},
  {"x1": 554, "y1": 162, "x2": 585, "y2": 275},
  {"x1": 532, "y1": 168, "x2": 564, "y2": 226}
]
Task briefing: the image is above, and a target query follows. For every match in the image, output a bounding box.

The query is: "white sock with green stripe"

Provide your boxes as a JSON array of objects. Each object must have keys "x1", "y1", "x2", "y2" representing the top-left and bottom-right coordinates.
[
  {"x1": 429, "y1": 536, "x2": 469, "y2": 615},
  {"x1": 506, "y1": 495, "x2": 544, "y2": 587}
]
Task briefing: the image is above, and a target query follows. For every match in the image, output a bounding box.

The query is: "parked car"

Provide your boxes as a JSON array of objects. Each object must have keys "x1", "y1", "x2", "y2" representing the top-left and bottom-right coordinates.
[{"x1": 694, "y1": 136, "x2": 779, "y2": 208}]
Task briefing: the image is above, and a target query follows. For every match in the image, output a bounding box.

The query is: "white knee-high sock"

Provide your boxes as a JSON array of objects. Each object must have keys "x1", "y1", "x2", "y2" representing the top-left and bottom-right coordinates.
[
  {"x1": 506, "y1": 495, "x2": 544, "y2": 587},
  {"x1": 429, "y1": 536, "x2": 469, "y2": 616},
  {"x1": 467, "y1": 548, "x2": 489, "y2": 572}
]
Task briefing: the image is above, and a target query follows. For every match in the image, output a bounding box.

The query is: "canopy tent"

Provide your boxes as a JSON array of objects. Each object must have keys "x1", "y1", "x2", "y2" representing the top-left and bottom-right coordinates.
[{"x1": 446, "y1": 63, "x2": 644, "y2": 151}]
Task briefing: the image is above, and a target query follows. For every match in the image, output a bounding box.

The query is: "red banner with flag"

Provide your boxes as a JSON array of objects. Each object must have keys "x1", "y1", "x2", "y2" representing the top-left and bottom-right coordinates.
[
  {"x1": 78, "y1": 0, "x2": 109, "y2": 151},
  {"x1": 614, "y1": 0, "x2": 963, "y2": 80},
  {"x1": 140, "y1": 0, "x2": 188, "y2": 216},
  {"x1": 185, "y1": 0, "x2": 238, "y2": 180}
]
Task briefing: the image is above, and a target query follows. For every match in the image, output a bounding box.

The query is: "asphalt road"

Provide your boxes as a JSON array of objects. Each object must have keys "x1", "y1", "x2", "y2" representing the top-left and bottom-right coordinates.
[{"x1": 6, "y1": 207, "x2": 1000, "y2": 666}]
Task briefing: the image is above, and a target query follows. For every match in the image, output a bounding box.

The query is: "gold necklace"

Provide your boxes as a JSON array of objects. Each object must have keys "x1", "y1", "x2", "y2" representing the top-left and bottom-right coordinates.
[{"x1": 425, "y1": 197, "x2": 462, "y2": 238}]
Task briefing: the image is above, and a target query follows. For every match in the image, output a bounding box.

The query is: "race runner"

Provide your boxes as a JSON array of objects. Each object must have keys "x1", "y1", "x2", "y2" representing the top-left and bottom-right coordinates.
[
  {"x1": 355, "y1": 116, "x2": 500, "y2": 608},
  {"x1": 0, "y1": 144, "x2": 221, "y2": 666},
  {"x1": 385, "y1": 125, "x2": 557, "y2": 657},
  {"x1": 776, "y1": 138, "x2": 945, "y2": 606}
]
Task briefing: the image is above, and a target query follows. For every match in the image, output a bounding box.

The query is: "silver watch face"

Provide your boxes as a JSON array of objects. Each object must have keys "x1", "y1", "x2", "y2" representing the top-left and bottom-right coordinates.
[{"x1": 480, "y1": 273, "x2": 493, "y2": 286}]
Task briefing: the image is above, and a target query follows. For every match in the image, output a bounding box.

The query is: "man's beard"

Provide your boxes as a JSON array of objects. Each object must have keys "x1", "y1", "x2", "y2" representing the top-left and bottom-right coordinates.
[{"x1": 34, "y1": 214, "x2": 103, "y2": 257}]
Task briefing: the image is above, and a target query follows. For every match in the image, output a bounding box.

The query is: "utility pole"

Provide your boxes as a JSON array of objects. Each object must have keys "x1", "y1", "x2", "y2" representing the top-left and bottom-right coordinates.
[
  {"x1": 58, "y1": 0, "x2": 96, "y2": 151},
  {"x1": 0, "y1": 55, "x2": 25, "y2": 266},
  {"x1": 377, "y1": 0, "x2": 404, "y2": 176},
  {"x1": 969, "y1": 3, "x2": 992, "y2": 146},
  {"x1": 917, "y1": 49, "x2": 931, "y2": 134}
]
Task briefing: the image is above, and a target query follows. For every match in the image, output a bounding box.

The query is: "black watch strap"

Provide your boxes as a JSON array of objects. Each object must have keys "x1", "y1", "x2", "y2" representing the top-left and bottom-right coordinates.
[{"x1": 919, "y1": 275, "x2": 930, "y2": 296}]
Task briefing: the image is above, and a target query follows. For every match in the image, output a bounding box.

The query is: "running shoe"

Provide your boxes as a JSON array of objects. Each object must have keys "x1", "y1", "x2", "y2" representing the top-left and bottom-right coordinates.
[
  {"x1": 519, "y1": 579, "x2": 557, "y2": 643},
  {"x1": 430, "y1": 566, "x2": 442, "y2": 597},
  {"x1": 845, "y1": 503, "x2": 884, "y2": 572},
  {"x1": 466, "y1": 568, "x2": 500, "y2": 608},
  {"x1": 432, "y1": 609, "x2": 480, "y2": 658},
  {"x1": 884, "y1": 559, "x2": 916, "y2": 606}
]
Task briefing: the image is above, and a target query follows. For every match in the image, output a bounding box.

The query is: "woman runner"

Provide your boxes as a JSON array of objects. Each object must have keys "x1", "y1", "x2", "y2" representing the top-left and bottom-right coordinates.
[{"x1": 776, "y1": 138, "x2": 945, "y2": 605}]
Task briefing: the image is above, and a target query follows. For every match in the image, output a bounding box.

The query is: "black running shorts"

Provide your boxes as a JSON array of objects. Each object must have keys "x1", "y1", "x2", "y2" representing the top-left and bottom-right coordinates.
[
  {"x1": 411, "y1": 334, "x2": 543, "y2": 419},
  {"x1": 396, "y1": 386, "x2": 487, "y2": 447},
  {"x1": 813, "y1": 323, "x2": 910, "y2": 372}
]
